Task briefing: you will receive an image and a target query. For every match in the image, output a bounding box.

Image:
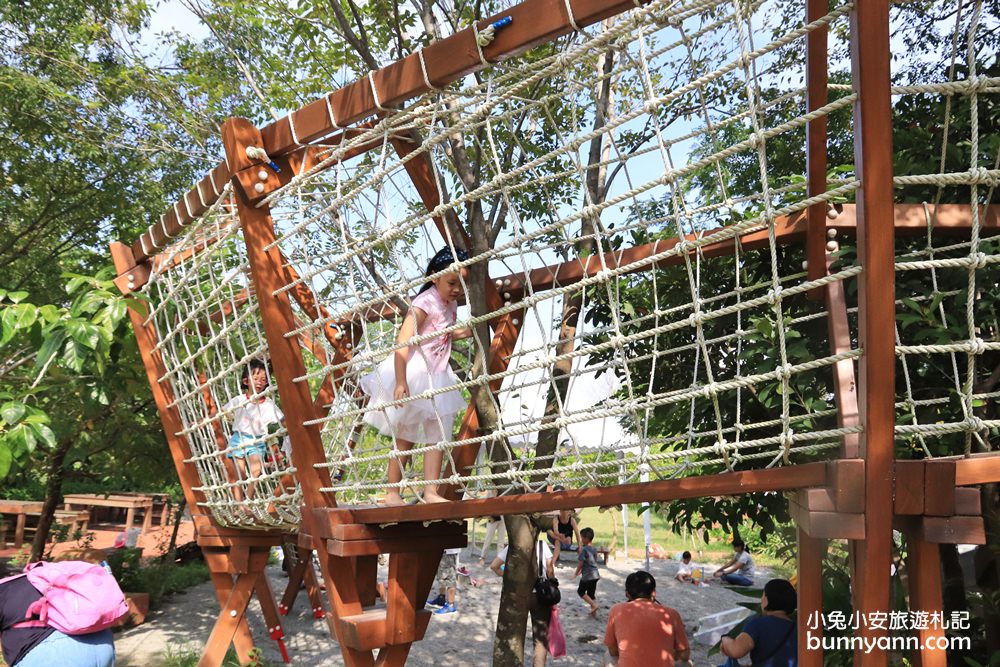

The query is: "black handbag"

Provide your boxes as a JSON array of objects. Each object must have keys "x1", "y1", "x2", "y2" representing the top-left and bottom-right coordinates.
[{"x1": 533, "y1": 542, "x2": 561, "y2": 607}]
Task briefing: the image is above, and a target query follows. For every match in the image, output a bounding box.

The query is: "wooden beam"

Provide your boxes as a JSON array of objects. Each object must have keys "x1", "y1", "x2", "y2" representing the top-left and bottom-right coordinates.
[
  {"x1": 825, "y1": 261, "x2": 861, "y2": 458},
  {"x1": 906, "y1": 535, "x2": 947, "y2": 667},
  {"x1": 796, "y1": 527, "x2": 826, "y2": 667},
  {"x1": 224, "y1": 118, "x2": 377, "y2": 667},
  {"x1": 895, "y1": 461, "x2": 926, "y2": 515},
  {"x1": 829, "y1": 459, "x2": 866, "y2": 513},
  {"x1": 895, "y1": 516, "x2": 986, "y2": 545},
  {"x1": 108, "y1": 241, "x2": 211, "y2": 527},
  {"x1": 788, "y1": 494, "x2": 865, "y2": 540},
  {"x1": 805, "y1": 0, "x2": 829, "y2": 300},
  {"x1": 322, "y1": 462, "x2": 828, "y2": 526},
  {"x1": 133, "y1": 164, "x2": 230, "y2": 265},
  {"x1": 328, "y1": 533, "x2": 467, "y2": 557},
  {"x1": 955, "y1": 452, "x2": 1000, "y2": 485},
  {"x1": 850, "y1": 0, "x2": 896, "y2": 662}
]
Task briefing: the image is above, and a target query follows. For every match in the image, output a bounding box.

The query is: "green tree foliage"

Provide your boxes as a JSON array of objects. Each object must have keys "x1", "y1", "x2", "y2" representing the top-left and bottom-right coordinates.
[
  {"x1": 0, "y1": 0, "x2": 219, "y2": 544},
  {"x1": 0, "y1": 0, "x2": 211, "y2": 301}
]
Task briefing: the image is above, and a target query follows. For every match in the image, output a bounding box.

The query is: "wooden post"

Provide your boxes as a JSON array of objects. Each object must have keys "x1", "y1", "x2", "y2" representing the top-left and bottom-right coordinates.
[
  {"x1": 907, "y1": 535, "x2": 947, "y2": 667},
  {"x1": 825, "y1": 258, "x2": 860, "y2": 458},
  {"x1": 796, "y1": 527, "x2": 826, "y2": 667},
  {"x1": 805, "y1": 0, "x2": 829, "y2": 301},
  {"x1": 849, "y1": 0, "x2": 896, "y2": 663},
  {"x1": 109, "y1": 241, "x2": 210, "y2": 524},
  {"x1": 221, "y1": 118, "x2": 377, "y2": 667}
]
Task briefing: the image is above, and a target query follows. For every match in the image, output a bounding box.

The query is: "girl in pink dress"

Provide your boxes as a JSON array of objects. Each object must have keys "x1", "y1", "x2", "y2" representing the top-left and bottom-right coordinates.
[{"x1": 360, "y1": 248, "x2": 472, "y2": 505}]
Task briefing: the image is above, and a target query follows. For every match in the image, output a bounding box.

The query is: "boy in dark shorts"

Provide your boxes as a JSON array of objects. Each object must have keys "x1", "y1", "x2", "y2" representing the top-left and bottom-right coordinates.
[{"x1": 573, "y1": 527, "x2": 600, "y2": 617}]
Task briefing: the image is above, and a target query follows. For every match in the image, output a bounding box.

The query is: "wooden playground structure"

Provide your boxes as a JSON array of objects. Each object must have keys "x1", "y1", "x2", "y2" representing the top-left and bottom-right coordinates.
[{"x1": 109, "y1": 0, "x2": 999, "y2": 665}]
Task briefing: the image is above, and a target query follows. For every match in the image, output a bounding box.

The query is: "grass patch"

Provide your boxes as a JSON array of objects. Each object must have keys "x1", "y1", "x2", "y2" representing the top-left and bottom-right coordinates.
[
  {"x1": 469, "y1": 506, "x2": 793, "y2": 575},
  {"x1": 158, "y1": 647, "x2": 277, "y2": 667}
]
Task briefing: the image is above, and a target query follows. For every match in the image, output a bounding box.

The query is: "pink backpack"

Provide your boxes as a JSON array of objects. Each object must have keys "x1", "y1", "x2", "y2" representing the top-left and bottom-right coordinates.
[{"x1": 1, "y1": 561, "x2": 129, "y2": 635}]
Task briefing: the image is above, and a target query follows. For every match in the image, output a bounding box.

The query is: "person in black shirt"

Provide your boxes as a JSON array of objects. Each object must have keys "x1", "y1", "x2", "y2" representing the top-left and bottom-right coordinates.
[
  {"x1": 0, "y1": 575, "x2": 54, "y2": 666},
  {"x1": 721, "y1": 578, "x2": 797, "y2": 667},
  {"x1": 0, "y1": 567, "x2": 115, "y2": 667}
]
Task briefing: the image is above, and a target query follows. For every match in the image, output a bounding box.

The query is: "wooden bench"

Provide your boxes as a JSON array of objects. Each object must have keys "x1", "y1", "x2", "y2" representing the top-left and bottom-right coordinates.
[
  {"x1": 63, "y1": 493, "x2": 155, "y2": 536},
  {"x1": 0, "y1": 501, "x2": 91, "y2": 549},
  {"x1": 110, "y1": 491, "x2": 172, "y2": 526},
  {"x1": 0, "y1": 500, "x2": 44, "y2": 549},
  {"x1": 554, "y1": 545, "x2": 611, "y2": 564}
]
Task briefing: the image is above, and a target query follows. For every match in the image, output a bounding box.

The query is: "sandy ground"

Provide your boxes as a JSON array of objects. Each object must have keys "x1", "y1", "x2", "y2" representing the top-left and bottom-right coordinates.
[{"x1": 115, "y1": 546, "x2": 771, "y2": 666}]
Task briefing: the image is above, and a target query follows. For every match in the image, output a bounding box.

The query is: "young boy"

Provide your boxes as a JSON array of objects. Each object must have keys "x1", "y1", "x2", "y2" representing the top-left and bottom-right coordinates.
[
  {"x1": 574, "y1": 527, "x2": 600, "y2": 617},
  {"x1": 426, "y1": 547, "x2": 460, "y2": 614},
  {"x1": 675, "y1": 551, "x2": 694, "y2": 583}
]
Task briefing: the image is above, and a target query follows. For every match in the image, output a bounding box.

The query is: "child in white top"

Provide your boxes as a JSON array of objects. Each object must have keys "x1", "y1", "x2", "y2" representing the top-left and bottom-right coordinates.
[
  {"x1": 675, "y1": 551, "x2": 694, "y2": 583},
  {"x1": 360, "y1": 248, "x2": 472, "y2": 505},
  {"x1": 224, "y1": 359, "x2": 283, "y2": 495}
]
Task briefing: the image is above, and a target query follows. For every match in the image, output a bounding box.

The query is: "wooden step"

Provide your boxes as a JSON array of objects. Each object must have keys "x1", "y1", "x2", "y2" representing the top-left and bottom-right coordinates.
[{"x1": 337, "y1": 606, "x2": 432, "y2": 651}]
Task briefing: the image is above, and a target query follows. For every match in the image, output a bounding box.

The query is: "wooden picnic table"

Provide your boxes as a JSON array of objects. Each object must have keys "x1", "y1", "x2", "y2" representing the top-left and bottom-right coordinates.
[
  {"x1": 0, "y1": 500, "x2": 44, "y2": 549},
  {"x1": 63, "y1": 493, "x2": 155, "y2": 536},
  {"x1": 109, "y1": 492, "x2": 172, "y2": 526},
  {"x1": 0, "y1": 502, "x2": 89, "y2": 549}
]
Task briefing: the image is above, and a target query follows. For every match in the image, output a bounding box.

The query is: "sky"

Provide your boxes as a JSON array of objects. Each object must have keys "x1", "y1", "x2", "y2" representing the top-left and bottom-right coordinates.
[{"x1": 146, "y1": 0, "x2": 209, "y2": 41}]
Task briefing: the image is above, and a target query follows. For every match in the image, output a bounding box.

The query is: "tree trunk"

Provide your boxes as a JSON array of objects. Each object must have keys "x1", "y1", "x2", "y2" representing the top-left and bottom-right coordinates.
[
  {"x1": 165, "y1": 496, "x2": 188, "y2": 558},
  {"x1": 29, "y1": 434, "x2": 76, "y2": 561},
  {"x1": 533, "y1": 36, "x2": 614, "y2": 482},
  {"x1": 493, "y1": 514, "x2": 541, "y2": 666}
]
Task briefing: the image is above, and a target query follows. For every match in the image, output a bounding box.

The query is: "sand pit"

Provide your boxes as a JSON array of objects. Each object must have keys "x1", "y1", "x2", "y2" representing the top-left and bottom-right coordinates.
[{"x1": 115, "y1": 546, "x2": 774, "y2": 666}]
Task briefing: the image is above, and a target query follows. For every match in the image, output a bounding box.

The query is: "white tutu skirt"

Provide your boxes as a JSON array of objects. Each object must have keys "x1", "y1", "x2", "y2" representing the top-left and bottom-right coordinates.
[{"x1": 360, "y1": 352, "x2": 466, "y2": 444}]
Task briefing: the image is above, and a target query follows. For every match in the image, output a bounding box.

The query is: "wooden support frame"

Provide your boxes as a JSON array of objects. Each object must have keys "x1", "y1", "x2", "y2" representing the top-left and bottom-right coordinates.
[
  {"x1": 849, "y1": 1, "x2": 897, "y2": 662},
  {"x1": 906, "y1": 535, "x2": 947, "y2": 667},
  {"x1": 109, "y1": 0, "x2": 1000, "y2": 663},
  {"x1": 797, "y1": 528, "x2": 826, "y2": 667},
  {"x1": 279, "y1": 541, "x2": 326, "y2": 619},
  {"x1": 200, "y1": 547, "x2": 287, "y2": 667},
  {"x1": 805, "y1": 0, "x2": 829, "y2": 301}
]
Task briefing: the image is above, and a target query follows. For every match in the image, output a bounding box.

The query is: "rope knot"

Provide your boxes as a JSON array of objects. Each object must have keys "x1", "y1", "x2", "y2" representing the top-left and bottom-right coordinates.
[
  {"x1": 968, "y1": 416, "x2": 986, "y2": 432},
  {"x1": 779, "y1": 363, "x2": 793, "y2": 380},
  {"x1": 637, "y1": 463, "x2": 651, "y2": 475},
  {"x1": 780, "y1": 429, "x2": 794, "y2": 447},
  {"x1": 660, "y1": 170, "x2": 677, "y2": 185},
  {"x1": 767, "y1": 287, "x2": 782, "y2": 305},
  {"x1": 713, "y1": 440, "x2": 727, "y2": 454},
  {"x1": 968, "y1": 337, "x2": 986, "y2": 355},
  {"x1": 687, "y1": 312, "x2": 701, "y2": 327},
  {"x1": 971, "y1": 252, "x2": 989, "y2": 269},
  {"x1": 969, "y1": 166, "x2": 995, "y2": 185},
  {"x1": 968, "y1": 74, "x2": 990, "y2": 92}
]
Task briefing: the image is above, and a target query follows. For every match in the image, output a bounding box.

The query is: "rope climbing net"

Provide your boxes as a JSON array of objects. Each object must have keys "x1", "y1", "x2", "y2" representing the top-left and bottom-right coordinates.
[
  {"x1": 265, "y1": 0, "x2": 867, "y2": 505},
  {"x1": 889, "y1": 0, "x2": 1000, "y2": 460},
  {"x1": 140, "y1": 188, "x2": 302, "y2": 529},
  {"x1": 136, "y1": 0, "x2": 998, "y2": 525}
]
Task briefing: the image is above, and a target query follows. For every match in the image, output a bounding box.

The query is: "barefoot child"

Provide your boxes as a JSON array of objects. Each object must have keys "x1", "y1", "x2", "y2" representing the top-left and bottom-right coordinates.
[
  {"x1": 574, "y1": 527, "x2": 601, "y2": 617},
  {"x1": 360, "y1": 247, "x2": 472, "y2": 505},
  {"x1": 224, "y1": 360, "x2": 284, "y2": 498}
]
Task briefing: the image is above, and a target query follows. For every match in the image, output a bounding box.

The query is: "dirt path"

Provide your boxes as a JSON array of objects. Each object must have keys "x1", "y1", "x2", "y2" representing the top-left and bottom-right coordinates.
[{"x1": 115, "y1": 547, "x2": 769, "y2": 666}]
